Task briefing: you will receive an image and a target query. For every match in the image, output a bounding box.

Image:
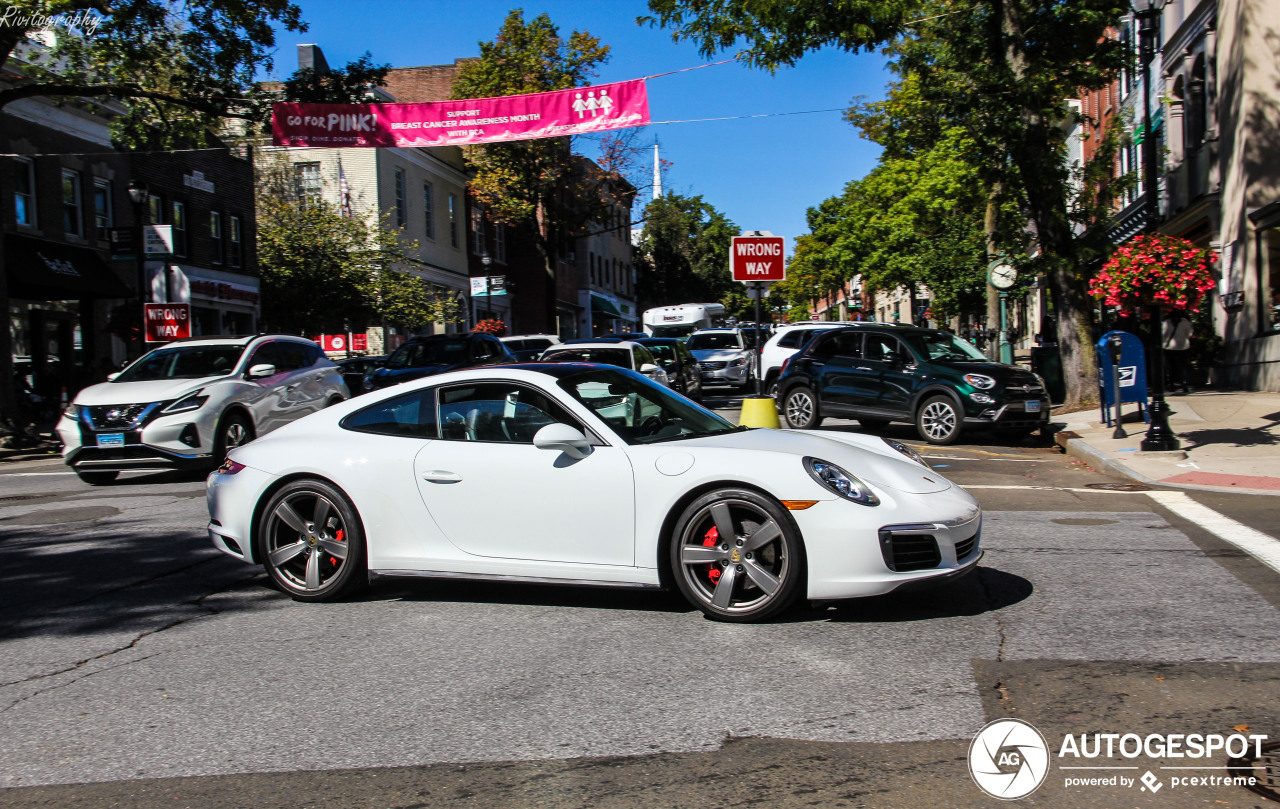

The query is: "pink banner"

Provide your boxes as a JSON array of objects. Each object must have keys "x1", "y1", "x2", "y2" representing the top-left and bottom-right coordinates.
[{"x1": 273, "y1": 79, "x2": 649, "y2": 148}]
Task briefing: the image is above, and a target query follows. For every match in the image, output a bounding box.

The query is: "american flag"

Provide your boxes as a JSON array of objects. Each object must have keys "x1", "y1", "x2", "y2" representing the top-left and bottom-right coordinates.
[{"x1": 338, "y1": 157, "x2": 353, "y2": 218}]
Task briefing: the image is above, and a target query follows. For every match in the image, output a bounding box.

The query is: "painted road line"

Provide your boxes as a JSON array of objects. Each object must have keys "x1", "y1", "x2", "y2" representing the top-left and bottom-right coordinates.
[
  {"x1": 1, "y1": 471, "x2": 77, "y2": 476},
  {"x1": 921, "y1": 454, "x2": 1045, "y2": 463},
  {"x1": 1146, "y1": 490, "x2": 1280, "y2": 575},
  {"x1": 963, "y1": 484, "x2": 1145, "y2": 494}
]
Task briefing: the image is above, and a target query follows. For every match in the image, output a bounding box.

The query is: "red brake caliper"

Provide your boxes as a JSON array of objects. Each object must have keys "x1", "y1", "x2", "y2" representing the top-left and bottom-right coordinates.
[
  {"x1": 703, "y1": 526, "x2": 721, "y2": 585},
  {"x1": 330, "y1": 528, "x2": 345, "y2": 566}
]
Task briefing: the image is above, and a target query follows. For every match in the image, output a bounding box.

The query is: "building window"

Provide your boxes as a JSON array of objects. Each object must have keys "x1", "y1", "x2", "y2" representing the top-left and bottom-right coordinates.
[
  {"x1": 471, "y1": 206, "x2": 486, "y2": 255},
  {"x1": 61, "y1": 169, "x2": 82, "y2": 237},
  {"x1": 1264, "y1": 229, "x2": 1280, "y2": 333},
  {"x1": 210, "y1": 210, "x2": 224, "y2": 264},
  {"x1": 148, "y1": 193, "x2": 163, "y2": 225},
  {"x1": 448, "y1": 194, "x2": 459, "y2": 248},
  {"x1": 422, "y1": 182, "x2": 435, "y2": 240},
  {"x1": 171, "y1": 200, "x2": 187, "y2": 257},
  {"x1": 394, "y1": 168, "x2": 407, "y2": 228},
  {"x1": 14, "y1": 158, "x2": 35, "y2": 227},
  {"x1": 494, "y1": 222, "x2": 506, "y2": 263},
  {"x1": 92, "y1": 178, "x2": 112, "y2": 237},
  {"x1": 294, "y1": 162, "x2": 322, "y2": 202},
  {"x1": 229, "y1": 215, "x2": 243, "y2": 268}
]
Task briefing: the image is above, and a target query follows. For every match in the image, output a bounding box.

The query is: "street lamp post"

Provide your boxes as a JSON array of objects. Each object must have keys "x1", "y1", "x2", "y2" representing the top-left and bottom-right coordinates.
[
  {"x1": 127, "y1": 181, "x2": 148, "y2": 358},
  {"x1": 1132, "y1": 0, "x2": 1179, "y2": 452},
  {"x1": 473, "y1": 252, "x2": 492, "y2": 329}
]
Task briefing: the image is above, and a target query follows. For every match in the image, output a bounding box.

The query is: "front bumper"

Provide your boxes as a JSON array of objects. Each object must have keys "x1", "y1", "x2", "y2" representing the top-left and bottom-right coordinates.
[
  {"x1": 699, "y1": 362, "x2": 750, "y2": 387},
  {"x1": 58, "y1": 409, "x2": 216, "y2": 472},
  {"x1": 964, "y1": 397, "x2": 1051, "y2": 429}
]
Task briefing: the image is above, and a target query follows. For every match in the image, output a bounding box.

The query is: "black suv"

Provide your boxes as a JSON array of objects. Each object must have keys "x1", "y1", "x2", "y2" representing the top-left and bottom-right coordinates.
[
  {"x1": 365, "y1": 333, "x2": 515, "y2": 391},
  {"x1": 776, "y1": 325, "x2": 1049, "y2": 444}
]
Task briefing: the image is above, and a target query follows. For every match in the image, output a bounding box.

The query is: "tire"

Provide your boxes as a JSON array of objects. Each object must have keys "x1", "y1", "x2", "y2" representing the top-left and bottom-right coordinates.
[
  {"x1": 782, "y1": 386, "x2": 822, "y2": 429},
  {"x1": 916, "y1": 395, "x2": 963, "y2": 445},
  {"x1": 76, "y1": 470, "x2": 118, "y2": 485},
  {"x1": 258, "y1": 479, "x2": 368, "y2": 602},
  {"x1": 670, "y1": 488, "x2": 804, "y2": 622},
  {"x1": 214, "y1": 412, "x2": 254, "y2": 462},
  {"x1": 857, "y1": 418, "x2": 890, "y2": 431},
  {"x1": 764, "y1": 373, "x2": 779, "y2": 398}
]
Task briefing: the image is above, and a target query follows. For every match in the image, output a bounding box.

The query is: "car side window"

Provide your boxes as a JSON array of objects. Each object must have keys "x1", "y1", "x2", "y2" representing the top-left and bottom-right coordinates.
[
  {"x1": 864, "y1": 334, "x2": 902, "y2": 362},
  {"x1": 248, "y1": 343, "x2": 282, "y2": 373},
  {"x1": 830, "y1": 330, "x2": 863, "y2": 358},
  {"x1": 342, "y1": 388, "x2": 438, "y2": 438},
  {"x1": 438, "y1": 383, "x2": 579, "y2": 443},
  {"x1": 777, "y1": 331, "x2": 804, "y2": 349},
  {"x1": 635, "y1": 347, "x2": 657, "y2": 368},
  {"x1": 472, "y1": 338, "x2": 496, "y2": 361}
]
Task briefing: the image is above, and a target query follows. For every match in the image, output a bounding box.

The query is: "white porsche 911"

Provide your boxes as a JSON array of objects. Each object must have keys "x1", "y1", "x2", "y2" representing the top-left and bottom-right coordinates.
[{"x1": 207, "y1": 364, "x2": 982, "y2": 622}]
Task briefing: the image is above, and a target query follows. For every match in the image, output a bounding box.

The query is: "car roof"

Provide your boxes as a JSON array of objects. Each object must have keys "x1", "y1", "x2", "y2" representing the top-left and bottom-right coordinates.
[
  {"x1": 500, "y1": 334, "x2": 559, "y2": 341},
  {"x1": 158, "y1": 334, "x2": 308, "y2": 348},
  {"x1": 547, "y1": 340, "x2": 641, "y2": 350}
]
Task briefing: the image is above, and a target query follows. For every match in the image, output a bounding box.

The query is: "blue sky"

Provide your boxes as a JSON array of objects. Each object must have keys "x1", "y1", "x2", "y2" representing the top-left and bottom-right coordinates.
[{"x1": 264, "y1": 0, "x2": 890, "y2": 253}]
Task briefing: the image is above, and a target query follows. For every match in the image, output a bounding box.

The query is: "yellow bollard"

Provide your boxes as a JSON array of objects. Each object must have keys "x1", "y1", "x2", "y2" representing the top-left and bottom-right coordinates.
[{"x1": 739, "y1": 395, "x2": 781, "y2": 429}]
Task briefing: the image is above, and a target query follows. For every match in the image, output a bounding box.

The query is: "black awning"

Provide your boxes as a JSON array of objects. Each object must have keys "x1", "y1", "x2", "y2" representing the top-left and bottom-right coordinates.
[{"x1": 4, "y1": 234, "x2": 132, "y2": 301}]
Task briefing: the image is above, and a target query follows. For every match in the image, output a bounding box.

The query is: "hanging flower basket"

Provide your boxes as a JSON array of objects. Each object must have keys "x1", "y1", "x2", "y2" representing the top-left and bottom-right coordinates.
[
  {"x1": 473, "y1": 318, "x2": 508, "y2": 337},
  {"x1": 1088, "y1": 234, "x2": 1217, "y2": 314}
]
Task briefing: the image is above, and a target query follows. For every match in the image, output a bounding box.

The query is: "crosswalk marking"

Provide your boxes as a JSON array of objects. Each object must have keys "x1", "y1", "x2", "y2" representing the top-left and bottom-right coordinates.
[{"x1": 1146, "y1": 489, "x2": 1280, "y2": 575}]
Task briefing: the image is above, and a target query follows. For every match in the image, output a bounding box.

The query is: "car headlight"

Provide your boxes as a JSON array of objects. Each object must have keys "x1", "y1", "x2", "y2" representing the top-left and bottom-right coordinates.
[
  {"x1": 62, "y1": 403, "x2": 80, "y2": 420},
  {"x1": 163, "y1": 390, "x2": 209, "y2": 414},
  {"x1": 970, "y1": 391, "x2": 995, "y2": 404},
  {"x1": 729, "y1": 357, "x2": 746, "y2": 367},
  {"x1": 804, "y1": 457, "x2": 880, "y2": 506},
  {"x1": 881, "y1": 437, "x2": 927, "y2": 467},
  {"x1": 963, "y1": 374, "x2": 996, "y2": 389}
]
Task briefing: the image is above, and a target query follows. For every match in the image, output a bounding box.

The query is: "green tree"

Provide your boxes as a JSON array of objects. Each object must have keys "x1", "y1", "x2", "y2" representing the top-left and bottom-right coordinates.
[
  {"x1": 448, "y1": 10, "x2": 621, "y2": 331},
  {"x1": 635, "y1": 192, "x2": 738, "y2": 311},
  {"x1": 0, "y1": 0, "x2": 306, "y2": 147},
  {"x1": 646, "y1": 0, "x2": 1130, "y2": 407}
]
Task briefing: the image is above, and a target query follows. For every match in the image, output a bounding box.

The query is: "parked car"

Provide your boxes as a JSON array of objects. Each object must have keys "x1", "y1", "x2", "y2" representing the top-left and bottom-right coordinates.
[
  {"x1": 365, "y1": 333, "x2": 515, "y2": 391},
  {"x1": 539, "y1": 340, "x2": 671, "y2": 387},
  {"x1": 635, "y1": 337, "x2": 703, "y2": 401},
  {"x1": 686, "y1": 327, "x2": 754, "y2": 390},
  {"x1": 57, "y1": 334, "x2": 349, "y2": 484},
  {"x1": 759, "y1": 322, "x2": 873, "y2": 396},
  {"x1": 207, "y1": 364, "x2": 982, "y2": 621},
  {"x1": 500, "y1": 334, "x2": 562, "y2": 362},
  {"x1": 776, "y1": 324, "x2": 1050, "y2": 445},
  {"x1": 335, "y1": 355, "x2": 386, "y2": 396}
]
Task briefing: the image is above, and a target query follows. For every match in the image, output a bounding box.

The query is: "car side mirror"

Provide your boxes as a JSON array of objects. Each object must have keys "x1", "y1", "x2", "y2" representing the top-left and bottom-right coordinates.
[
  {"x1": 533, "y1": 423, "x2": 592, "y2": 460},
  {"x1": 639, "y1": 363, "x2": 659, "y2": 375},
  {"x1": 247, "y1": 363, "x2": 276, "y2": 379}
]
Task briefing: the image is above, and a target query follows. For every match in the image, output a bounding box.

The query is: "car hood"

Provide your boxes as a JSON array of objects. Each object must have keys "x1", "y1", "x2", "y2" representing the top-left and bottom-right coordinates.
[
  {"x1": 74, "y1": 377, "x2": 217, "y2": 406},
  {"x1": 691, "y1": 349, "x2": 747, "y2": 362},
  {"x1": 679, "y1": 428, "x2": 952, "y2": 494},
  {"x1": 930, "y1": 358, "x2": 1039, "y2": 383}
]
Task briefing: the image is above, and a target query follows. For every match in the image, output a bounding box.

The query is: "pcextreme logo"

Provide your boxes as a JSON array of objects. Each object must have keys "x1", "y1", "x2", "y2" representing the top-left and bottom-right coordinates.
[{"x1": 969, "y1": 719, "x2": 1051, "y2": 800}]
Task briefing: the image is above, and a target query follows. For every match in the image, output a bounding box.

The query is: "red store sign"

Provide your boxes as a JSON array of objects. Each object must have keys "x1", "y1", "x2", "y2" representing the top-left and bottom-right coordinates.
[{"x1": 144, "y1": 303, "x2": 191, "y2": 342}]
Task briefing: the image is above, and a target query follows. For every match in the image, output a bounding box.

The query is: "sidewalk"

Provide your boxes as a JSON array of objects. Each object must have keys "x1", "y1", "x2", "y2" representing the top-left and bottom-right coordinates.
[{"x1": 1054, "y1": 390, "x2": 1280, "y2": 496}]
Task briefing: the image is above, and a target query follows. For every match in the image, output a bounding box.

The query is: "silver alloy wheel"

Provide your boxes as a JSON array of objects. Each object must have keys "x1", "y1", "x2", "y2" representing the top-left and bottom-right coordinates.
[
  {"x1": 222, "y1": 420, "x2": 250, "y2": 450},
  {"x1": 920, "y1": 399, "x2": 958, "y2": 442},
  {"x1": 263, "y1": 491, "x2": 350, "y2": 593},
  {"x1": 784, "y1": 390, "x2": 814, "y2": 427},
  {"x1": 677, "y1": 497, "x2": 791, "y2": 616}
]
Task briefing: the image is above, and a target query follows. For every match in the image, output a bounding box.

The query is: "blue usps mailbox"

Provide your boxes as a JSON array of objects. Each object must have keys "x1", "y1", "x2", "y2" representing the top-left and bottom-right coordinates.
[{"x1": 1096, "y1": 330, "x2": 1148, "y2": 427}]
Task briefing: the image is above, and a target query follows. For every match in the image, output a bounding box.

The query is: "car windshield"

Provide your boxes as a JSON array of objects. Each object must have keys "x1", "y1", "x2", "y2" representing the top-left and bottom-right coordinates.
[
  {"x1": 687, "y1": 333, "x2": 743, "y2": 351},
  {"x1": 541, "y1": 347, "x2": 634, "y2": 368},
  {"x1": 558, "y1": 369, "x2": 742, "y2": 445},
  {"x1": 643, "y1": 343, "x2": 676, "y2": 366},
  {"x1": 114, "y1": 344, "x2": 244, "y2": 382},
  {"x1": 906, "y1": 331, "x2": 989, "y2": 361},
  {"x1": 386, "y1": 340, "x2": 467, "y2": 368}
]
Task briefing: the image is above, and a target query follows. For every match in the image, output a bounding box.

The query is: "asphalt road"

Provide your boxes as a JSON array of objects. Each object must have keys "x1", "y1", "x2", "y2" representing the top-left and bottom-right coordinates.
[{"x1": 1, "y1": 397, "x2": 1278, "y2": 808}]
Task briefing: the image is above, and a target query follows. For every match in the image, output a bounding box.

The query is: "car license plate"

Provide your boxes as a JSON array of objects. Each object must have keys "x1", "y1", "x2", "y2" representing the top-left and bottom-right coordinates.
[
  {"x1": 96, "y1": 433, "x2": 125, "y2": 447},
  {"x1": 1025, "y1": 401, "x2": 1041, "y2": 413}
]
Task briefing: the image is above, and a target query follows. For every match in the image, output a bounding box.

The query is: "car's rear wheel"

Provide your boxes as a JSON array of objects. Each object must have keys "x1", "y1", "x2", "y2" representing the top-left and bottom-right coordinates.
[
  {"x1": 916, "y1": 395, "x2": 962, "y2": 445},
  {"x1": 75, "y1": 470, "x2": 118, "y2": 485},
  {"x1": 671, "y1": 488, "x2": 804, "y2": 622},
  {"x1": 259, "y1": 479, "x2": 367, "y2": 602},
  {"x1": 782, "y1": 387, "x2": 822, "y2": 429},
  {"x1": 214, "y1": 413, "x2": 254, "y2": 461}
]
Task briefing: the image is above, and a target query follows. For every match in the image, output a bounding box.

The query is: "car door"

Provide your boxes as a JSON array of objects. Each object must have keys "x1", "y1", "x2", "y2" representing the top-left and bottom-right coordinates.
[
  {"x1": 813, "y1": 330, "x2": 863, "y2": 415},
  {"x1": 677, "y1": 343, "x2": 700, "y2": 395},
  {"x1": 412, "y1": 381, "x2": 636, "y2": 566},
  {"x1": 850, "y1": 333, "x2": 915, "y2": 416},
  {"x1": 285, "y1": 341, "x2": 331, "y2": 415}
]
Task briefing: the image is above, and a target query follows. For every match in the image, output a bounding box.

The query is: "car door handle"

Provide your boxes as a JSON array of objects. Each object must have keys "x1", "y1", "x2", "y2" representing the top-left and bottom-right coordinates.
[
  {"x1": 421, "y1": 470, "x2": 462, "y2": 483},
  {"x1": 810, "y1": 361, "x2": 825, "y2": 367},
  {"x1": 855, "y1": 366, "x2": 873, "y2": 371}
]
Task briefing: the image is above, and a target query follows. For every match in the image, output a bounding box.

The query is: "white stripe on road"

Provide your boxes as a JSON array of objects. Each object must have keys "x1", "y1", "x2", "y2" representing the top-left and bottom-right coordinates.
[
  {"x1": 963, "y1": 484, "x2": 1143, "y2": 494},
  {"x1": 1146, "y1": 490, "x2": 1280, "y2": 575},
  {"x1": 2, "y1": 471, "x2": 76, "y2": 476}
]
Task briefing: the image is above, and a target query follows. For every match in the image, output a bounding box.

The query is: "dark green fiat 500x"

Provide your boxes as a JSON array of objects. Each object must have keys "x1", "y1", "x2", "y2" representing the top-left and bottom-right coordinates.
[{"x1": 776, "y1": 325, "x2": 1050, "y2": 445}]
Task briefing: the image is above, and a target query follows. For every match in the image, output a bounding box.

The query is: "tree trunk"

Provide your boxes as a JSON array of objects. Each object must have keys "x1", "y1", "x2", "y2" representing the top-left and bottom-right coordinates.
[{"x1": 984, "y1": 186, "x2": 1001, "y2": 359}]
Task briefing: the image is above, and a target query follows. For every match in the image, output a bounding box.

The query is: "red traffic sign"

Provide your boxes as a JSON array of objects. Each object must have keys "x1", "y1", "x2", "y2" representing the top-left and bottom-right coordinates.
[
  {"x1": 143, "y1": 303, "x2": 191, "y2": 342},
  {"x1": 731, "y1": 236, "x2": 785, "y2": 282}
]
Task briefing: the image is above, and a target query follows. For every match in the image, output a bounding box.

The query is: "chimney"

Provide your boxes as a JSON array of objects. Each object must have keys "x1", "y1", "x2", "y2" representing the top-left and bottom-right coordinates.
[{"x1": 297, "y1": 44, "x2": 330, "y2": 75}]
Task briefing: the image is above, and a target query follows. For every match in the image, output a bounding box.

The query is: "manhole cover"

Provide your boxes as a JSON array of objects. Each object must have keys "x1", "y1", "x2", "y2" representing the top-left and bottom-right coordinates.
[
  {"x1": 1230, "y1": 740, "x2": 1280, "y2": 803},
  {"x1": 1085, "y1": 482, "x2": 1153, "y2": 492}
]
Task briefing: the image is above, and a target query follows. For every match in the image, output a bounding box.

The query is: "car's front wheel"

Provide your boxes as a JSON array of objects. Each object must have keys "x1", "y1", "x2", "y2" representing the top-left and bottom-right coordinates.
[
  {"x1": 916, "y1": 395, "x2": 963, "y2": 445},
  {"x1": 258, "y1": 479, "x2": 367, "y2": 602},
  {"x1": 671, "y1": 488, "x2": 804, "y2": 622},
  {"x1": 782, "y1": 386, "x2": 822, "y2": 429},
  {"x1": 214, "y1": 413, "x2": 254, "y2": 461}
]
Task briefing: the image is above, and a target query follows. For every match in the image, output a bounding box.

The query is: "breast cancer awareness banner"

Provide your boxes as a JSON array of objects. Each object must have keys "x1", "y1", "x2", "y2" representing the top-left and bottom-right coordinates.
[{"x1": 273, "y1": 79, "x2": 649, "y2": 148}]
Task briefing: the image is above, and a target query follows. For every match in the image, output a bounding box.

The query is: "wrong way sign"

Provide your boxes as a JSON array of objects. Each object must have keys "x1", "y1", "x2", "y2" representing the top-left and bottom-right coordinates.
[
  {"x1": 731, "y1": 235, "x2": 785, "y2": 282},
  {"x1": 143, "y1": 303, "x2": 191, "y2": 342}
]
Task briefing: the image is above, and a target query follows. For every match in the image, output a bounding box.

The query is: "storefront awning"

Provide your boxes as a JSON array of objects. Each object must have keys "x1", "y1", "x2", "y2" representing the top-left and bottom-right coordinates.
[
  {"x1": 590, "y1": 293, "x2": 622, "y2": 317},
  {"x1": 4, "y1": 234, "x2": 131, "y2": 301}
]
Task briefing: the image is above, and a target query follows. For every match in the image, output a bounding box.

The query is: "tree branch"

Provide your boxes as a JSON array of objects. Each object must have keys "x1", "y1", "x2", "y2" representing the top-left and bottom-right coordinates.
[{"x1": 0, "y1": 81, "x2": 256, "y2": 119}]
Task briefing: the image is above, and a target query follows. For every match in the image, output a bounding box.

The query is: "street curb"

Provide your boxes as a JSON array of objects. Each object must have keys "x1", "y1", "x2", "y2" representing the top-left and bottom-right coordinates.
[{"x1": 1054, "y1": 430, "x2": 1280, "y2": 497}]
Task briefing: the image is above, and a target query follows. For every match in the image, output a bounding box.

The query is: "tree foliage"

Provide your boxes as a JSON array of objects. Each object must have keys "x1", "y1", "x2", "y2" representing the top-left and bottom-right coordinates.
[{"x1": 635, "y1": 192, "x2": 737, "y2": 307}]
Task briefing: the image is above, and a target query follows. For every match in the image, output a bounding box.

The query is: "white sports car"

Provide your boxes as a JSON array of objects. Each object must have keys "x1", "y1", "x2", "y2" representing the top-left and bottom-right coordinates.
[{"x1": 207, "y1": 364, "x2": 982, "y2": 622}]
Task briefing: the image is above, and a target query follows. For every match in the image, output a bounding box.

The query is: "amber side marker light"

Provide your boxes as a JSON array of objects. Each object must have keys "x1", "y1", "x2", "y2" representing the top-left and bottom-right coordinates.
[{"x1": 781, "y1": 500, "x2": 818, "y2": 510}]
